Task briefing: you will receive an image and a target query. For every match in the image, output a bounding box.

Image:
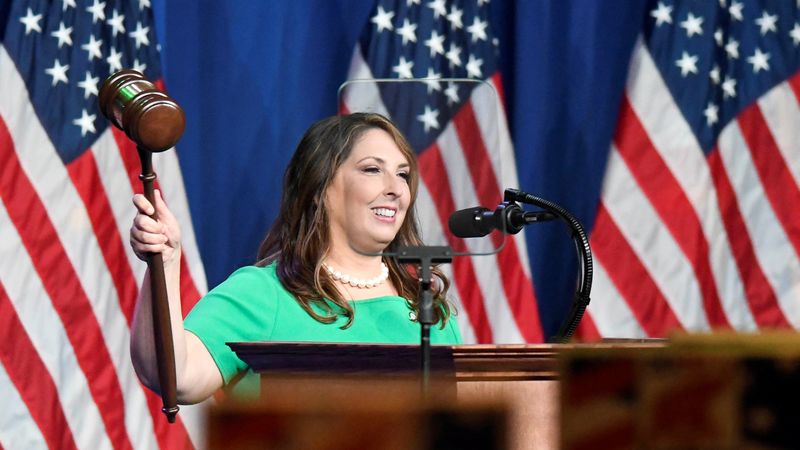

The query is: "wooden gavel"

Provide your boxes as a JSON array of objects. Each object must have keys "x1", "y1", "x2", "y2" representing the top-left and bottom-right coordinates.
[{"x1": 98, "y1": 69, "x2": 185, "y2": 423}]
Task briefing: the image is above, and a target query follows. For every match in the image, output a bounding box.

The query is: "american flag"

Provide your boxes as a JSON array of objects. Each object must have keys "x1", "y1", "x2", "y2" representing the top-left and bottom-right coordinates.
[
  {"x1": 341, "y1": 0, "x2": 544, "y2": 344},
  {"x1": 1, "y1": 0, "x2": 206, "y2": 449},
  {"x1": 578, "y1": 0, "x2": 800, "y2": 339}
]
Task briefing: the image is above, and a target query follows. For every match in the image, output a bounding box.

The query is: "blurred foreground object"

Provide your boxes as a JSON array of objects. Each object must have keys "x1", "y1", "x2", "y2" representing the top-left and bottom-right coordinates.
[{"x1": 560, "y1": 333, "x2": 800, "y2": 449}]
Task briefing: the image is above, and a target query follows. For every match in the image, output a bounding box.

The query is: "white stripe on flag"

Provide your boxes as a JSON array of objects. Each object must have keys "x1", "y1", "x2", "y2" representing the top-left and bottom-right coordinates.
[
  {"x1": 758, "y1": 81, "x2": 800, "y2": 188},
  {"x1": 0, "y1": 202, "x2": 113, "y2": 450},
  {"x1": 586, "y1": 262, "x2": 648, "y2": 338},
  {"x1": 718, "y1": 123, "x2": 800, "y2": 327},
  {"x1": 0, "y1": 362, "x2": 49, "y2": 450}
]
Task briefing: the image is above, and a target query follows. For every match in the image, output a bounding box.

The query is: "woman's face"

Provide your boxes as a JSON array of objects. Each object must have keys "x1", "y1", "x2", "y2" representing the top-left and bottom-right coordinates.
[{"x1": 325, "y1": 128, "x2": 412, "y2": 254}]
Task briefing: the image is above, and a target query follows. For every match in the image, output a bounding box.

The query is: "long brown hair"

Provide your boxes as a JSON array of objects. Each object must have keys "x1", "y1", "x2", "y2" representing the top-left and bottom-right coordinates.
[{"x1": 256, "y1": 113, "x2": 452, "y2": 328}]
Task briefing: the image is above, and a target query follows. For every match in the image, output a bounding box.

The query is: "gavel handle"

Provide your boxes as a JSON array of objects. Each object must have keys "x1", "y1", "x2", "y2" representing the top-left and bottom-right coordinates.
[{"x1": 139, "y1": 147, "x2": 179, "y2": 423}]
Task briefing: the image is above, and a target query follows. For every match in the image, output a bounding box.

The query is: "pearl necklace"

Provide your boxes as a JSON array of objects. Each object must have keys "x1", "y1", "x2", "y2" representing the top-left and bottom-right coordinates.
[{"x1": 323, "y1": 262, "x2": 389, "y2": 289}]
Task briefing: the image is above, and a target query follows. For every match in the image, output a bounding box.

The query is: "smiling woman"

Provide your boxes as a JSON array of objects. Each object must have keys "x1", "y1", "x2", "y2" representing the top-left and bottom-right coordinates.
[{"x1": 128, "y1": 113, "x2": 462, "y2": 402}]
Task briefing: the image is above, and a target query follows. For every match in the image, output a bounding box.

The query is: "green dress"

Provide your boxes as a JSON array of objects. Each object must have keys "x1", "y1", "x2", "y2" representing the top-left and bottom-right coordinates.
[{"x1": 184, "y1": 263, "x2": 462, "y2": 394}]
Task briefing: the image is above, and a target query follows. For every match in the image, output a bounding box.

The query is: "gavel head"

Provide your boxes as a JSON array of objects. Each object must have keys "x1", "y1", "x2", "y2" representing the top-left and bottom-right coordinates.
[{"x1": 98, "y1": 69, "x2": 185, "y2": 152}]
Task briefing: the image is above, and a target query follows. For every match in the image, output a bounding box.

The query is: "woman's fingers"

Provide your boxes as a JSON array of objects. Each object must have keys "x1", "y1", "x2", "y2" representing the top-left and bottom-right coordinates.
[
  {"x1": 130, "y1": 227, "x2": 168, "y2": 245},
  {"x1": 132, "y1": 193, "x2": 155, "y2": 216},
  {"x1": 132, "y1": 212, "x2": 165, "y2": 234}
]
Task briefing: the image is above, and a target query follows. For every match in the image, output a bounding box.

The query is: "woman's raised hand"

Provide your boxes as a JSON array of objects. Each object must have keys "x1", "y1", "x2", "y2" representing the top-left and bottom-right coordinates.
[{"x1": 130, "y1": 189, "x2": 182, "y2": 267}]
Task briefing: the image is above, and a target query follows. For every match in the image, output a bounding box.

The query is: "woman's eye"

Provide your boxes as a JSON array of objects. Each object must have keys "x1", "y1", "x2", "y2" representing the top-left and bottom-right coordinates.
[
  {"x1": 362, "y1": 166, "x2": 380, "y2": 174},
  {"x1": 398, "y1": 172, "x2": 410, "y2": 180}
]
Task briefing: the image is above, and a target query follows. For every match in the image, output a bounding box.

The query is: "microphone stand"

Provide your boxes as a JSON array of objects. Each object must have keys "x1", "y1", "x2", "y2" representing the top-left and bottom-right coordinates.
[
  {"x1": 504, "y1": 188, "x2": 593, "y2": 342},
  {"x1": 395, "y1": 245, "x2": 452, "y2": 396}
]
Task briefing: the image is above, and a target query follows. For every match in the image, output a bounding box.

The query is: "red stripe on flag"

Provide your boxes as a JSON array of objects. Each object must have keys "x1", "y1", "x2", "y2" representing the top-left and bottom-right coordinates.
[
  {"x1": 707, "y1": 149, "x2": 791, "y2": 328},
  {"x1": 111, "y1": 126, "x2": 144, "y2": 194},
  {"x1": 451, "y1": 102, "x2": 502, "y2": 207},
  {"x1": 452, "y1": 103, "x2": 543, "y2": 341},
  {"x1": 592, "y1": 204, "x2": 683, "y2": 336},
  {"x1": 489, "y1": 73, "x2": 507, "y2": 113},
  {"x1": 179, "y1": 255, "x2": 202, "y2": 317},
  {"x1": 66, "y1": 150, "x2": 137, "y2": 325},
  {"x1": 614, "y1": 98, "x2": 730, "y2": 329},
  {"x1": 574, "y1": 311, "x2": 602, "y2": 342},
  {"x1": 789, "y1": 71, "x2": 800, "y2": 103},
  {"x1": 737, "y1": 104, "x2": 800, "y2": 261},
  {"x1": 0, "y1": 283, "x2": 79, "y2": 450},
  {"x1": 0, "y1": 118, "x2": 135, "y2": 450},
  {"x1": 419, "y1": 144, "x2": 494, "y2": 343}
]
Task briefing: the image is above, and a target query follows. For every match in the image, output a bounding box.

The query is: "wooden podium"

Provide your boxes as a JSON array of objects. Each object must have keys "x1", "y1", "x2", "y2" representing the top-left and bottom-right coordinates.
[{"x1": 217, "y1": 341, "x2": 665, "y2": 450}]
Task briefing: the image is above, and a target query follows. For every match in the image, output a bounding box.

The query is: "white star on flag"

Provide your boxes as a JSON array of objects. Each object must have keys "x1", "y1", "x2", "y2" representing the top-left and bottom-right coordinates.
[
  {"x1": 703, "y1": 102, "x2": 719, "y2": 126},
  {"x1": 139, "y1": 0, "x2": 151, "y2": 9},
  {"x1": 755, "y1": 11, "x2": 778, "y2": 35},
  {"x1": 747, "y1": 48, "x2": 770, "y2": 73},
  {"x1": 77, "y1": 72, "x2": 100, "y2": 99},
  {"x1": 714, "y1": 28, "x2": 724, "y2": 46},
  {"x1": 129, "y1": 22, "x2": 150, "y2": 49},
  {"x1": 721, "y1": 75, "x2": 736, "y2": 98},
  {"x1": 86, "y1": 0, "x2": 106, "y2": 24},
  {"x1": 424, "y1": 30, "x2": 445, "y2": 57},
  {"x1": 72, "y1": 109, "x2": 97, "y2": 136},
  {"x1": 106, "y1": 47, "x2": 123, "y2": 72},
  {"x1": 467, "y1": 17, "x2": 488, "y2": 42},
  {"x1": 650, "y1": 2, "x2": 673, "y2": 27},
  {"x1": 396, "y1": 18, "x2": 417, "y2": 44},
  {"x1": 19, "y1": 8, "x2": 42, "y2": 35},
  {"x1": 680, "y1": 13, "x2": 704, "y2": 37},
  {"x1": 729, "y1": 1, "x2": 744, "y2": 21},
  {"x1": 51, "y1": 22, "x2": 73, "y2": 48},
  {"x1": 417, "y1": 105, "x2": 439, "y2": 132},
  {"x1": 62, "y1": 0, "x2": 76, "y2": 10},
  {"x1": 107, "y1": 10, "x2": 126, "y2": 37},
  {"x1": 725, "y1": 38, "x2": 739, "y2": 59},
  {"x1": 447, "y1": 5, "x2": 463, "y2": 30},
  {"x1": 446, "y1": 42, "x2": 462, "y2": 67},
  {"x1": 444, "y1": 82, "x2": 459, "y2": 105},
  {"x1": 675, "y1": 51, "x2": 698, "y2": 76},
  {"x1": 132, "y1": 59, "x2": 147, "y2": 73},
  {"x1": 791, "y1": 23, "x2": 800, "y2": 46},
  {"x1": 709, "y1": 65, "x2": 721, "y2": 84},
  {"x1": 371, "y1": 6, "x2": 395, "y2": 32},
  {"x1": 427, "y1": 0, "x2": 447, "y2": 19},
  {"x1": 81, "y1": 35, "x2": 103, "y2": 61},
  {"x1": 466, "y1": 54, "x2": 483, "y2": 78},
  {"x1": 423, "y1": 68, "x2": 442, "y2": 93},
  {"x1": 392, "y1": 56, "x2": 414, "y2": 78},
  {"x1": 45, "y1": 59, "x2": 69, "y2": 86}
]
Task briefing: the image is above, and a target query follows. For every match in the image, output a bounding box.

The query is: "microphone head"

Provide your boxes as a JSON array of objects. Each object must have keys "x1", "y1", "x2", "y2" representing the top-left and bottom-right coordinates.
[{"x1": 448, "y1": 207, "x2": 492, "y2": 238}]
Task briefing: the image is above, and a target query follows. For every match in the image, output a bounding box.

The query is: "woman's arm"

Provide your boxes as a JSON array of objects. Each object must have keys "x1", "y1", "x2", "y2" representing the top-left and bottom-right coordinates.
[{"x1": 128, "y1": 190, "x2": 222, "y2": 404}]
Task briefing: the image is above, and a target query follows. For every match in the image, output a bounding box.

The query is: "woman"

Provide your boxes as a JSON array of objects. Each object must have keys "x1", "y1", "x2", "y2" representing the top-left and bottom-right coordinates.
[{"x1": 129, "y1": 113, "x2": 462, "y2": 403}]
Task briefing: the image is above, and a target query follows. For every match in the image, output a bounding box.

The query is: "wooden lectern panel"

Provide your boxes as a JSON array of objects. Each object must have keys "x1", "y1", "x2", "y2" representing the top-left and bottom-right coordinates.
[{"x1": 227, "y1": 341, "x2": 666, "y2": 450}]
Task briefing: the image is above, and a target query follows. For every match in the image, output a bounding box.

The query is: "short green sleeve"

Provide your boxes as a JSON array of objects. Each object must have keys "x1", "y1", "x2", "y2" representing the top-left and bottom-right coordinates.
[{"x1": 184, "y1": 266, "x2": 279, "y2": 384}]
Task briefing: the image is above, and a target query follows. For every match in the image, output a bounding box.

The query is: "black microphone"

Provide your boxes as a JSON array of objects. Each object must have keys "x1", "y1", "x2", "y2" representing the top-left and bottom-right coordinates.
[{"x1": 448, "y1": 202, "x2": 556, "y2": 238}]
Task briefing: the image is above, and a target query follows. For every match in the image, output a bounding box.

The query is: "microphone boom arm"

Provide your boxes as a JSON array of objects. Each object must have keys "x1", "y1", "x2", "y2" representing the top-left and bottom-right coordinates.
[{"x1": 504, "y1": 188, "x2": 592, "y2": 342}]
